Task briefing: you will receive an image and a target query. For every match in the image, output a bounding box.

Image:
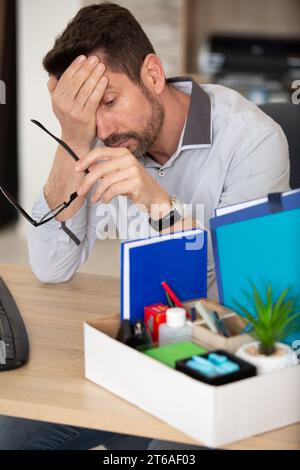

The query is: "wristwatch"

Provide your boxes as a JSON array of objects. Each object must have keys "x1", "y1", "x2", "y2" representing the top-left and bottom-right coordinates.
[{"x1": 148, "y1": 195, "x2": 187, "y2": 232}]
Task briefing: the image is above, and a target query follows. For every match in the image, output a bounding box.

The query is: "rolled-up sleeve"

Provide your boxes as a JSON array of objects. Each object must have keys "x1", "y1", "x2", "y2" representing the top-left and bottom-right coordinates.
[{"x1": 27, "y1": 189, "x2": 93, "y2": 283}]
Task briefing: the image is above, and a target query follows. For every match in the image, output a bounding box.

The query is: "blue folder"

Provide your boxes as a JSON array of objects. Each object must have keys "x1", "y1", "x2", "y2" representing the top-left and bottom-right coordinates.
[
  {"x1": 210, "y1": 189, "x2": 300, "y2": 346},
  {"x1": 120, "y1": 229, "x2": 207, "y2": 323}
]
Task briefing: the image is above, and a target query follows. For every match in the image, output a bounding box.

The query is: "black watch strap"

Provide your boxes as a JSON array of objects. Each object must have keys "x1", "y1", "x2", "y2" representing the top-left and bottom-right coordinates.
[{"x1": 148, "y1": 207, "x2": 182, "y2": 232}]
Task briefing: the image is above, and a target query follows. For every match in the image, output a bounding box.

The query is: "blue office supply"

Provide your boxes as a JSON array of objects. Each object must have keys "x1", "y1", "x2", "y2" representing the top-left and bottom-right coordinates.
[
  {"x1": 210, "y1": 189, "x2": 300, "y2": 346},
  {"x1": 215, "y1": 362, "x2": 239, "y2": 375},
  {"x1": 192, "y1": 355, "x2": 212, "y2": 366},
  {"x1": 186, "y1": 353, "x2": 240, "y2": 378},
  {"x1": 120, "y1": 229, "x2": 207, "y2": 322},
  {"x1": 208, "y1": 353, "x2": 227, "y2": 365},
  {"x1": 176, "y1": 349, "x2": 256, "y2": 385},
  {"x1": 186, "y1": 358, "x2": 216, "y2": 377}
]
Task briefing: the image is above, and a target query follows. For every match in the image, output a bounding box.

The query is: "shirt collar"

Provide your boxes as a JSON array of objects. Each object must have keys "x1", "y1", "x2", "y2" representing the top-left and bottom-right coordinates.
[
  {"x1": 168, "y1": 76, "x2": 212, "y2": 149},
  {"x1": 141, "y1": 76, "x2": 212, "y2": 168}
]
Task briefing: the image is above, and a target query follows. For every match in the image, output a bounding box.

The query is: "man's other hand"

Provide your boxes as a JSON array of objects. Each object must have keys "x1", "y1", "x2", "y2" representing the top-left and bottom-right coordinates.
[{"x1": 75, "y1": 147, "x2": 171, "y2": 213}]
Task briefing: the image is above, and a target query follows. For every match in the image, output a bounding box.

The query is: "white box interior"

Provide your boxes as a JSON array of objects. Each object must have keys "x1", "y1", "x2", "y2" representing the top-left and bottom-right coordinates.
[{"x1": 84, "y1": 317, "x2": 300, "y2": 447}]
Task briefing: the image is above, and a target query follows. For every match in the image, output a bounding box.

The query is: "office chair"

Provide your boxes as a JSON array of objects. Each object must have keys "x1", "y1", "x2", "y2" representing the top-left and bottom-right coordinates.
[{"x1": 259, "y1": 102, "x2": 300, "y2": 189}]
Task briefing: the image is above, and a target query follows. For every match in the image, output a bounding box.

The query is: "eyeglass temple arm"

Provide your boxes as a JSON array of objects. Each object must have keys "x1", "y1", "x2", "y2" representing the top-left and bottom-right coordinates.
[
  {"x1": 0, "y1": 185, "x2": 37, "y2": 226},
  {"x1": 0, "y1": 123, "x2": 88, "y2": 227},
  {"x1": 47, "y1": 190, "x2": 78, "y2": 214},
  {"x1": 31, "y1": 120, "x2": 89, "y2": 175},
  {"x1": 35, "y1": 191, "x2": 79, "y2": 227}
]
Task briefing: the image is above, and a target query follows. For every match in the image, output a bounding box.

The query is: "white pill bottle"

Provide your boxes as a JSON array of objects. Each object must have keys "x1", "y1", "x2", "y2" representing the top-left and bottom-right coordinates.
[{"x1": 158, "y1": 307, "x2": 192, "y2": 346}]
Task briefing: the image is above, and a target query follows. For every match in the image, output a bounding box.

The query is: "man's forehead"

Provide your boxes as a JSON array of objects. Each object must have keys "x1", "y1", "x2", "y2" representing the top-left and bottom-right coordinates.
[
  {"x1": 105, "y1": 82, "x2": 117, "y2": 91},
  {"x1": 86, "y1": 51, "x2": 133, "y2": 89},
  {"x1": 104, "y1": 70, "x2": 132, "y2": 91}
]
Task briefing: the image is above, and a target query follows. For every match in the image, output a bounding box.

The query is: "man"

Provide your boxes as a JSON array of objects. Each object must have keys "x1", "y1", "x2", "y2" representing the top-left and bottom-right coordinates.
[{"x1": 0, "y1": 2, "x2": 289, "y2": 450}]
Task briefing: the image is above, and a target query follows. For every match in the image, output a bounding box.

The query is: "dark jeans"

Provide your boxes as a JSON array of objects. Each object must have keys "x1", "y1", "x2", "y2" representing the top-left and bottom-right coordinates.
[{"x1": 0, "y1": 415, "x2": 205, "y2": 450}]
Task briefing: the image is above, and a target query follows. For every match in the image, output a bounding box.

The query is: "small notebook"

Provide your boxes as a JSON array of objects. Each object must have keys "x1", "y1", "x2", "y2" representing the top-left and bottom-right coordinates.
[{"x1": 120, "y1": 229, "x2": 207, "y2": 323}]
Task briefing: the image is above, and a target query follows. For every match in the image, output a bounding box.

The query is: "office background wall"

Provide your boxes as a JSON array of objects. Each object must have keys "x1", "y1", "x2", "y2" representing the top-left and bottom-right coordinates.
[{"x1": 17, "y1": 0, "x2": 82, "y2": 237}]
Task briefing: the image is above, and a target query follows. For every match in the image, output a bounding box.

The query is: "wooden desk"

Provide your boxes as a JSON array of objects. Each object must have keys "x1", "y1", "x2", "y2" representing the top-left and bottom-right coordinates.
[{"x1": 0, "y1": 264, "x2": 299, "y2": 450}]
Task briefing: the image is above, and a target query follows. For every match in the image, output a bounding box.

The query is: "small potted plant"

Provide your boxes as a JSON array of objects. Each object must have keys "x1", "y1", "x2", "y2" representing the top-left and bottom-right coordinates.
[{"x1": 235, "y1": 284, "x2": 300, "y2": 375}]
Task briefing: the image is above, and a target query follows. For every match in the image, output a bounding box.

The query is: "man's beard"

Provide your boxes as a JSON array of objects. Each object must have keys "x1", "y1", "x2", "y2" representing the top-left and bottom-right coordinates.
[{"x1": 104, "y1": 86, "x2": 164, "y2": 159}]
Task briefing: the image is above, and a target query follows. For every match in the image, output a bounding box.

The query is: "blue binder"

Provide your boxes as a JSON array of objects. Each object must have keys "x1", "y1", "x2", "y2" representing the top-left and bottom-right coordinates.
[
  {"x1": 120, "y1": 229, "x2": 207, "y2": 323},
  {"x1": 210, "y1": 189, "x2": 300, "y2": 346}
]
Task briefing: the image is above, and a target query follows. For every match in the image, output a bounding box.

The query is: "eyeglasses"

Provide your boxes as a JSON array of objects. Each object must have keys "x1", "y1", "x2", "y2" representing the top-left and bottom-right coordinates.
[{"x1": 0, "y1": 120, "x2": 89, "y2": 227}]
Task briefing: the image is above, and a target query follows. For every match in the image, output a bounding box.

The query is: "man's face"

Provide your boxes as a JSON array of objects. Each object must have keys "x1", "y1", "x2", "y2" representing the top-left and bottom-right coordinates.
[{"x1": 95, "y1": 69, "x2": 165, "y2": 158}]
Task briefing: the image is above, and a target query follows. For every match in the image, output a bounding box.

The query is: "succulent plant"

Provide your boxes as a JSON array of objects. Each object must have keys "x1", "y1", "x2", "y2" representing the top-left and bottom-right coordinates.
[{"x1": 235, "y1": 284, "x2": 300, "y2": 356}]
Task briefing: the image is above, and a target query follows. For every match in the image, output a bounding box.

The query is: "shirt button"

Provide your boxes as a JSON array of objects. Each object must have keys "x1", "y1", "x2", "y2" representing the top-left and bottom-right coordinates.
[{"x1": 158, "y1": 170, "x2": 165, "y2": 177}]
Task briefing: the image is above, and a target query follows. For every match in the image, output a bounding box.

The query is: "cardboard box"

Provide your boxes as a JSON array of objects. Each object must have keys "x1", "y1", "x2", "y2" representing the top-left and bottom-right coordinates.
[
  {"x1": 84, "y1": 315, "x2": 300, "y2": 448},
  {"x1": 190, "y1": 298, "x2": 253, "y2": 354}
]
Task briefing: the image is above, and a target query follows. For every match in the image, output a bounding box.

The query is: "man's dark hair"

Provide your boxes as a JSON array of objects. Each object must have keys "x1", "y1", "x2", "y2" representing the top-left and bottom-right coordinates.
[{"x1": 43, "y1": 2, "x2": 156, "y2": 82}]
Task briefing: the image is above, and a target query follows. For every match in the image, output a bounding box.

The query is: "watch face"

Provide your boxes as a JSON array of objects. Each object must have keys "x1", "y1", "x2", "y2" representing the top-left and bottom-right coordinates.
[{"x1": 173, "y1": 198, "x2": 185, "y2": 217}]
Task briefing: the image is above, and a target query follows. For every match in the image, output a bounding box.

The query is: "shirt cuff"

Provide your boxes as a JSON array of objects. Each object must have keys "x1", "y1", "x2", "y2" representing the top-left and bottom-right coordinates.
[{"x1": 31, "y1": 188, "x2": 87, "y2": 243}]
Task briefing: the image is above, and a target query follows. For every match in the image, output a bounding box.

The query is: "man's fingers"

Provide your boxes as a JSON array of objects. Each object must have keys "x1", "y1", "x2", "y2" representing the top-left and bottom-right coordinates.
[
  {"x1": 77, "y1": 155, "x2": 132, "y2": 197},
  {"x1": 84, "y1": 75, "x2": 108, "y2": 113},
  {"x1": 74, "y1": 64, "x2": 106, "y2": 111},
  {"x1": 62, "y1": 56, "x2": 100, "y2": 102},
  {"x1": 101, "y1": 180, "x2": 134, "y2": 204},
  {"x1": 76, "y1": 147, "x2": 129, "y2": 173},
  {"x1": 91, "y1": 168, "x2": 134, "y2": 203},
  {"x1": 54, "y1": 55, "x2": 87, "y2": 96}
]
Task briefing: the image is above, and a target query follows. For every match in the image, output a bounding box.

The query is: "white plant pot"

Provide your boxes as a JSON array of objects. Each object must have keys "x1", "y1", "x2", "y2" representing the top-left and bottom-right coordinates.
[{"x1": 236, "y1": 341, "x2": 294, "y2": 375}]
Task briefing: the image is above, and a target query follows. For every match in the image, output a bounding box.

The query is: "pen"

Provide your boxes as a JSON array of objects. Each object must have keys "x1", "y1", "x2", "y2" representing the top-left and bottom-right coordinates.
[
  {"x1": 190, "y1": 306, "x2": 196, "y2": 322},
  {"x1": 161, "y1": 281, "x2": 192, "y2": 319},
  {"x1": 161, "y1": 281, "x2": 185, "y2": 308},
  {"x1": 165, "y1": 291, "x2": 175, "y2": 308},
  {"x1": 211, "y1": 311, "x2": 230, "y2": 337}
]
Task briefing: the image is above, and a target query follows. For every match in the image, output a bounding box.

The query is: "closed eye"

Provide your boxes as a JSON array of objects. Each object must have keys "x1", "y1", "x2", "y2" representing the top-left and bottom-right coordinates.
[{"x1": 105, "y1": 99, "x2": 115, "y2": 107}]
